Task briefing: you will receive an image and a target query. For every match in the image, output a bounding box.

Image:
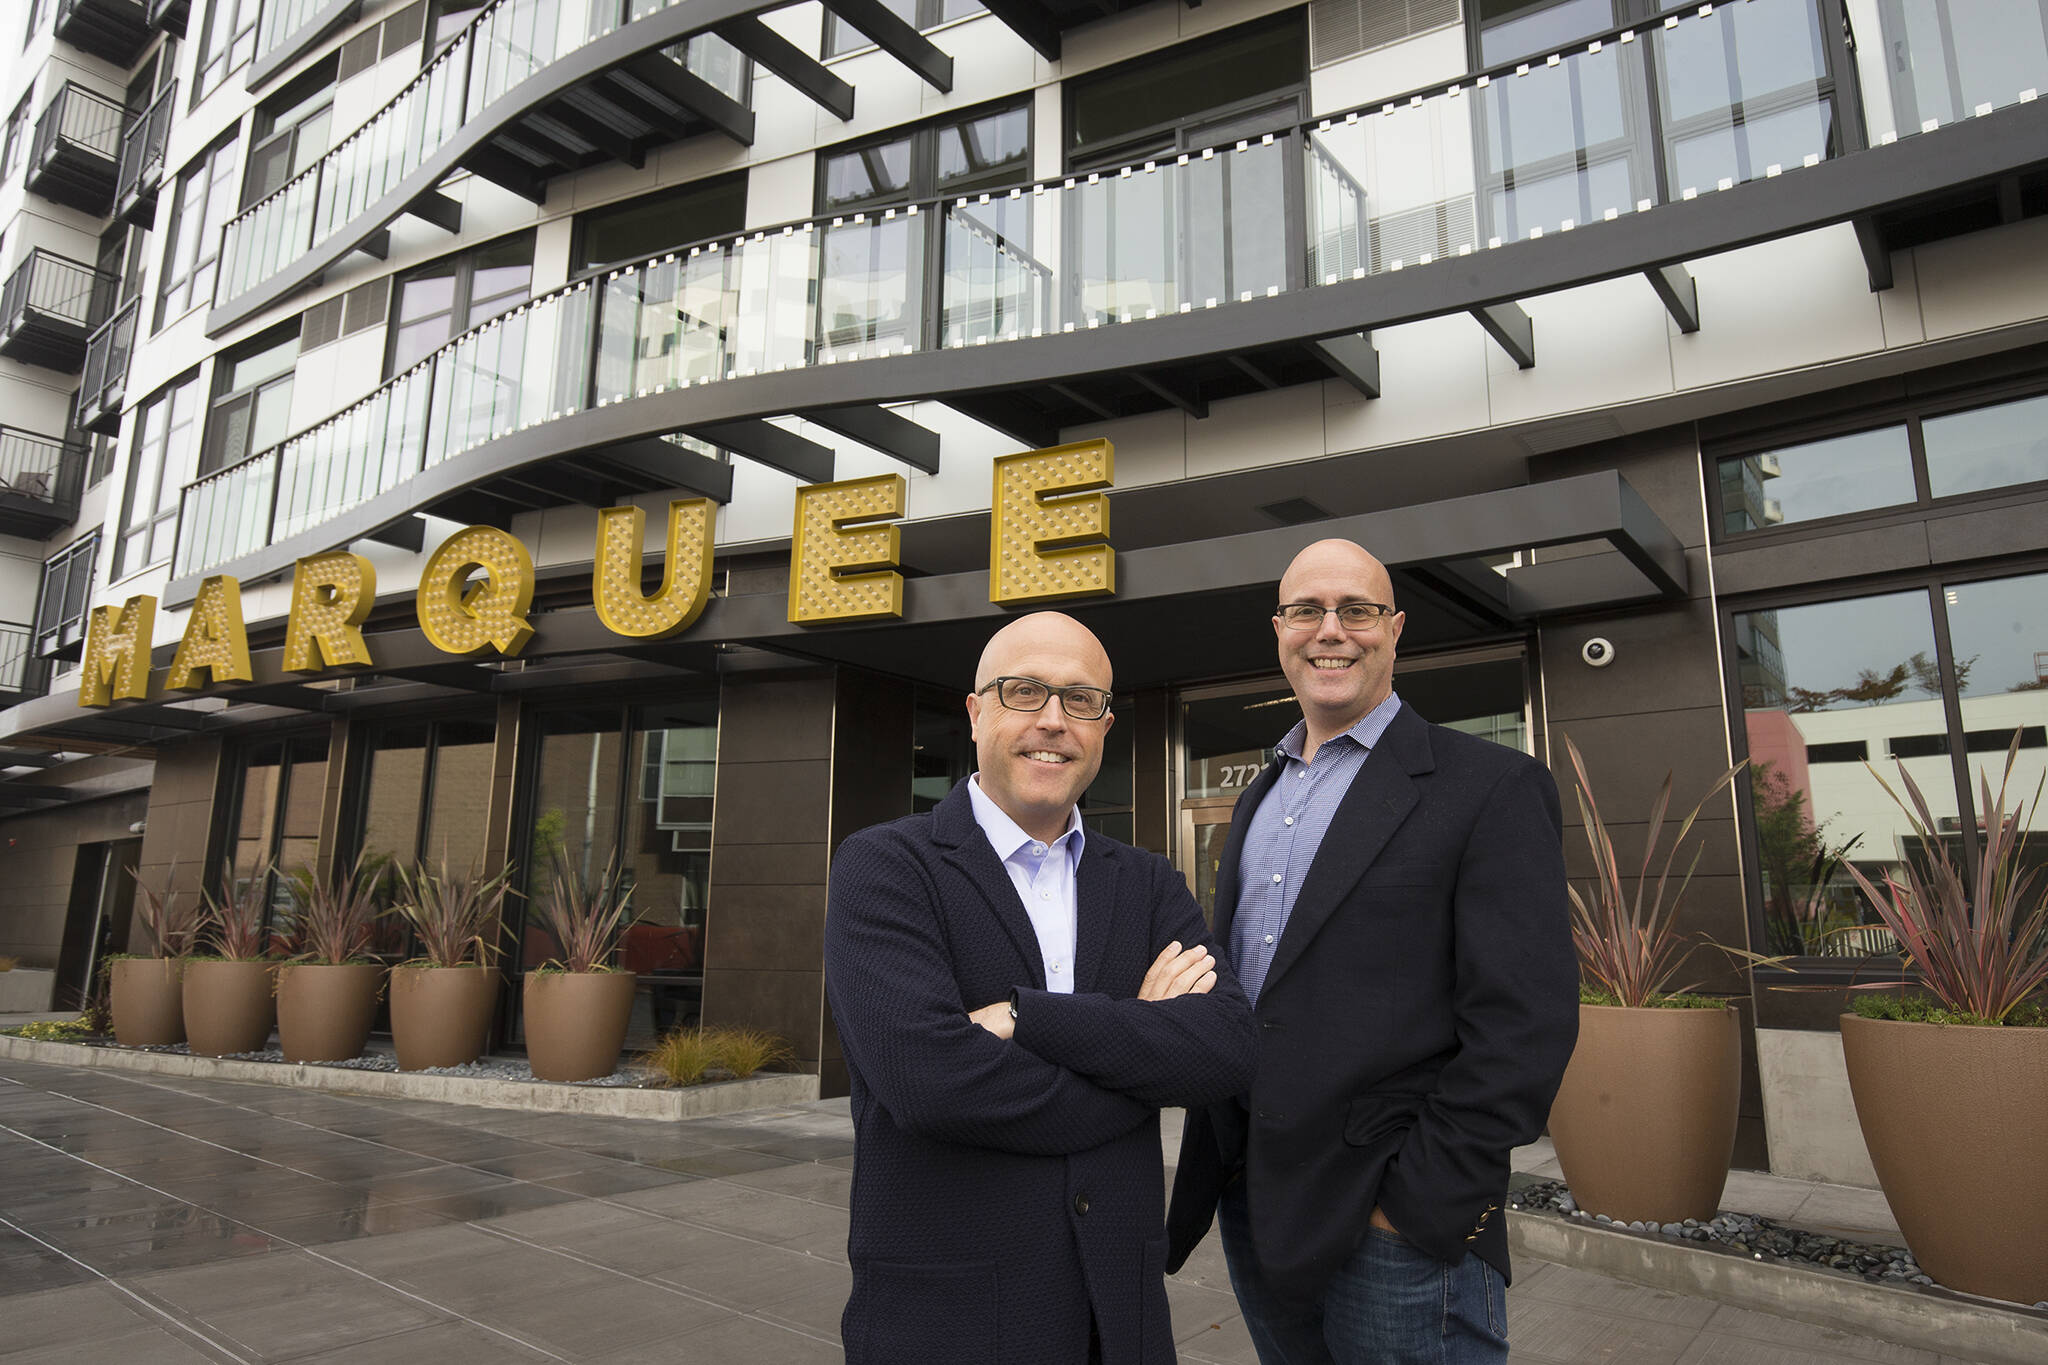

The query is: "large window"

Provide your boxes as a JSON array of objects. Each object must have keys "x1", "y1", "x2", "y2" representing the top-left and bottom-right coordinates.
[
  {"x1": 242, "y1": 59, "x2": 335, "y2": 208},
  {"x1": 224, "y1": 734, "x2": 331, "y2": 924},
  {"x1": 115, "y1": 374, "x2": 200, "y2": 578},
  {"x1": 1, "y1": 96, "x2": 29, "y2": 180},
  {"x1": 824, "y1": 0, "x2": 982, "y2": 60},
  {"x1": 354, "y1": 716, "x2": 498, "y2": 879},
  {"x1": 156, "y1": 136, "x2": 239, "y2": 329},
  {"x1": 194, "y1": 0, "x2": 261, "y2": 103},
  {"x1": 571, "y1": 176, "x2": 747, "y2": 276},
  {"x1": 386, "y1": 231, "x2": 534, "y2": 374},
  {"x1": 1733, "y1": 572, "x2": 2048, "y2": 961},
  {"x1": 201, "y1": 325, "x2": 299, "y2": 475},
  {"x1": 816, "y1": 102, "x2": 1030, "y2": 354},
  {"x1": 33, "y1": 533, "x2": 98, "y2": 670},
  {"x1": 1714, "y1": 386, "x2": 2048, "y2": 538},
  {"x1": 519, "y1": 697, "x2": 720, "y2": 1047}
]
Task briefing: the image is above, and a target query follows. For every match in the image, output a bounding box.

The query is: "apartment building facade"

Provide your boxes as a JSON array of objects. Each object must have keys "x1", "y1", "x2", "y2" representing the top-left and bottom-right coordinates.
[{"x1": 0, "y1": 0, "x2": 2042, "y2": 1183}]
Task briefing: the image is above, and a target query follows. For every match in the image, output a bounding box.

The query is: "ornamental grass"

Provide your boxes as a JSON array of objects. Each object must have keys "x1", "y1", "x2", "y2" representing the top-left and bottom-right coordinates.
[
  {"x1": 1841, "y1": 731, "x2": 2048, "y2": 1025},
  {"x1": 277, "y1": 852, "x2": 386, "y2": 965},
  {"x1": 1561, "y1": 734, "x2": 1746, "y2": 1008},
  {"x1": 533, "y1": 852, "x2": 635, "y2": 974},
  {"x1": 641, "y1": 1026, "x2": 796, "y2": 1087},
  {"x1": 391, "y1": 858, "x2": 515, "y2": 968},
  {"x1": 131, "y1": 865, "x2": 201, "y2": 958},
  {"x1": 198, "y1": 861, "x2": 275, "y2": 962}
]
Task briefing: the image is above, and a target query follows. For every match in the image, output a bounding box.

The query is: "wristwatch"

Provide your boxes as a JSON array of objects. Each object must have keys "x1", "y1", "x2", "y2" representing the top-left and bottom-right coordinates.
[{"x1": 1008, "y1": 988, "x2": 1020, "y2": 1022}]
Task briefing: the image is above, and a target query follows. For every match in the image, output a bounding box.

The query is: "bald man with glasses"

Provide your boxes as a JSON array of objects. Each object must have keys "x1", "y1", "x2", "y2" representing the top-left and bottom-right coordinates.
[
  {"x1": 1166, "y1": 539, "x2": 1578, "y2": 1365},
  {"x1": 827, "y1": 610, "x2": 1255, "y2": 1365}
]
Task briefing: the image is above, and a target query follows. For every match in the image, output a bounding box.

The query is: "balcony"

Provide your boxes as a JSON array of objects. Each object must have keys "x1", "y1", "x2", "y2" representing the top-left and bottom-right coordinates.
[
  {"x1": 26, "y1": 84, "x2": 125, "y2": 216},
  {"x1": 165, "y1": 0, "x2": 2048, "y2": 599},
  {"x1": 114, "y1": 82, "x2": 176, "y2": 229},
  {"x1": 0, "y1": 624, "x2": 50, "y2": 712},
  {"x1": 53, "y1": 0, "x2": 153, "y2": 66},
  {"x1": 249, "y1": 0, "x2": 362, "y2": 92},
  {"x1": 145, "y1": 0, "x2": 189, "y2": 39},
  {"x1": 0, "y1": 428, "x2": 86, "y2": 539},
  {"x1": 0, "y1": 251, "x2": 117, "y2": 373},
  {"x1": 76, "y1": 296, "x2": 139, "y2": 437}
]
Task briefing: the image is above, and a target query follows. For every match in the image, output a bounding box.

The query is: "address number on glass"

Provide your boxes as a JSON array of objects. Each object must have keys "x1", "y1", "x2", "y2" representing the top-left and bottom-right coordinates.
[{"x1": 1214, "y1": 763, "x2": 1265, "y2": 788}]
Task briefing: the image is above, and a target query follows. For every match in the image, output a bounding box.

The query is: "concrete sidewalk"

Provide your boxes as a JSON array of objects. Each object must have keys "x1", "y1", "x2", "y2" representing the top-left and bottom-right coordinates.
[{"x1": 0, "y1": 1053, "x2": 2006, "y2": 1363}]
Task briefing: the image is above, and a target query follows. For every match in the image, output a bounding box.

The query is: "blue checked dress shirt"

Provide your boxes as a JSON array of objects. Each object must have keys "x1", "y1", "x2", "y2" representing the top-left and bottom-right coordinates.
[{"x1": 1232, "y1": 692, "x2": 1404, "y2": 1006}]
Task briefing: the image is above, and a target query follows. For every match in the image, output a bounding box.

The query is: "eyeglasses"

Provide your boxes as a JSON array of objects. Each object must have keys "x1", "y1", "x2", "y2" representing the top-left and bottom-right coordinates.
[
  {"x1": 1276, "y1": 601, "x2": 1397, "y2": 630},
  {"x1": 977, "y1": 676, "x2": 1112, "y2": 720}
]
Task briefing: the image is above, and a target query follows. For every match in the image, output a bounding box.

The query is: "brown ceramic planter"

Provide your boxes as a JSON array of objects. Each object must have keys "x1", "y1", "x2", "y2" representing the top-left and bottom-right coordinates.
[
  {"x1": 181, "y1": 960, "x2": 276, "y2": 1057},
  {"x1": 109, "y1": 957, "x2": 186, "y2": 1046},
  {"x1": 523, "y1": 970, "x2": 636, "y2": 1082},
  {"x1": 1840, "y1": 1013, "x2": 2048, "y2": 1304},
  {"x1": 390, "y1": 965, "x2": 500, "y2": 1070},
  {"x1": 275, "y1": 962, "x2": 385, "y2": 1063},
  {"x1": 1547, "y1": 1003, "x2": 1740, "y2": 1224}
]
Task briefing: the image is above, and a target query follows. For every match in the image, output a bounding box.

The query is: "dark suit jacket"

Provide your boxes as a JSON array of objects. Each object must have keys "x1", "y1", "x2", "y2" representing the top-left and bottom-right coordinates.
[
  {"x1": 1166, "y1": 702, "x2": 1577, "y2": 1301},
  {"x1": 827, "y1": 780, "x2": 1257, "y2": 1365}
]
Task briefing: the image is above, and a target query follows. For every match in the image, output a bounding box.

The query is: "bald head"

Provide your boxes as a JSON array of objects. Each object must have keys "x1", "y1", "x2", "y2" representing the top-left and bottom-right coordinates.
[
  {"x1": 974, "y1": 611, "x2": 1113, "y2": 693},
  {"x1": 1278, "y1": 539, "x2": 1396, "y2": 612}
]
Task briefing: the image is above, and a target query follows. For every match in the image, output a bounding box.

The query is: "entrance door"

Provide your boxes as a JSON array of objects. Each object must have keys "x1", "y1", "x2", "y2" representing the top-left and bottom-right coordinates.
[
  {"x1": 52, "y1": 838, "x2": 141, "y2": 1010},
  {"x1": 1170, "y1": 649, "x2": 1531, "y2": 922}
]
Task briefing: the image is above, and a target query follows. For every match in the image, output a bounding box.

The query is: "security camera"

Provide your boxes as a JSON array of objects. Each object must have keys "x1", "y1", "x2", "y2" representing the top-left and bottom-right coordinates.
[
  {"x1": 1580, "y1": 637, "x2": 1616, "y2": 668},
  {"x1": 129, "y1": 820, "x2": 147, "y2": 834}
]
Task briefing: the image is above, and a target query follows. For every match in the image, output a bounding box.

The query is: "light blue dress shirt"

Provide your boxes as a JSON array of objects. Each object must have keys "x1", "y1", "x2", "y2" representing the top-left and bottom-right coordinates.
[
  {"x1": 1232, "y1": 693, "x2": 1404, "y2": 1006},
  {"x1": 967, "y1": 775, "x2": 1086, "y2": 993}
]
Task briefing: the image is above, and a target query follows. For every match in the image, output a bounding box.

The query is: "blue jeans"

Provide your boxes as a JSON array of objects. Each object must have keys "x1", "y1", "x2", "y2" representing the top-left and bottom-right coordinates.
[{"x1": 1217, "y1": 1181, "x2": 1507, "y2": 1365}]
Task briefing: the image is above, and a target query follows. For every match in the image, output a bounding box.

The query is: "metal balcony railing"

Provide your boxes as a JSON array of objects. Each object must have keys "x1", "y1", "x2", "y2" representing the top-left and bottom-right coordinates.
[
  {"x1": 27, "y1": 83, "x2": 126, "y2": 215},
  {"x1": 54, "y1": 0, "x2": 153, "y2": 66},
  {"x1": 214, "y1": 0, "x2": 748, "y2": 310},
  {"x1": 0, "y1": 622, "x2": 49, "y2": 703},
  {"x1": 0, "y1": 250, "x2": 118, "y2": 373},
  {"x1": 115, "y1": 82, "x2": 176, "y2": 229},
  {"x1": 146, "y1": 0, "x2": 190, "y2": 39},
  {"x1": 76, "y1": 297, "x2": 141, "y2": 437},
  {"x1": 168, "y1": 0, "x2": 2047, "y2": 582},
  {"x1": 0, "y1": 427, "x2": 87, "y2": 538}
]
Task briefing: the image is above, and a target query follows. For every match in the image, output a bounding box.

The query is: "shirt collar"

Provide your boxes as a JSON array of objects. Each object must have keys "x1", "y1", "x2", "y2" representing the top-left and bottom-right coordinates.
[
  {"x1": 967, "y1": 774, "x2": 1086, "y2": 864},
  {"x1": 1275, "y1": 691, "x2": 1404, "y2": 763}
]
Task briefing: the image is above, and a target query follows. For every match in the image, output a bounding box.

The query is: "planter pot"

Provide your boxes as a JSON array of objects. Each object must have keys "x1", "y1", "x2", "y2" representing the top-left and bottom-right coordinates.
[
  {"x1": 390, "y1": 965, "x2": 501, "y2": 1070},
  {"x1": 181, "y1": 960, "x2": 277, "y2": 1057},
  {"x1": 109, "y1": 957, "x2": 186, "y2": 1046},
  {"x1": 276, "y1": 962, "x2": 385, "y2": 1063},
  {"x1": 523, "y1": 970, "x2": 636, "y2": 1082},
  {"x1": 1840, "y1": 1013, "x2": 2048, "y2": 1304},
  {"x1": 1547, "y1": 1003, "x2": 1741, "y2": 1224}
]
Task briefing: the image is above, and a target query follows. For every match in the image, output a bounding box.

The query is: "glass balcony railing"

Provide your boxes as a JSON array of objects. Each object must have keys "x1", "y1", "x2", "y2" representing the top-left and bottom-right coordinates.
[
  {"x1": 255, "y1": 0, "x2": 337, "y2": 67},
  {"x1": 1848, "y1": 0, "x2": 2048, "y2": 145},
  {"x1": 170, "y1": 0, "x2": 2033, "y2": 582},
  {"x1": 215, "y1": 0, "x2": 748, "y2": 310}
]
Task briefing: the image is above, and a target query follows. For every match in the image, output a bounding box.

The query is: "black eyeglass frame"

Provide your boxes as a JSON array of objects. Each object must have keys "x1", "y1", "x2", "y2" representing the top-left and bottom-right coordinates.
[
  {"x1": 975, "y1": 676, "x2": 1114, "y2": 720},
  {"x1": 1275, "y1": 601, "x2": 1399, "y2": 629}
]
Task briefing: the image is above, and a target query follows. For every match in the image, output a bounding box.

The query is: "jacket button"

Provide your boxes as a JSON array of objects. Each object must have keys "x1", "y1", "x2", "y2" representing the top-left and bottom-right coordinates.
[{"x1": 1073, "y1": 1193, "x2": 1090, "y2": 1216}]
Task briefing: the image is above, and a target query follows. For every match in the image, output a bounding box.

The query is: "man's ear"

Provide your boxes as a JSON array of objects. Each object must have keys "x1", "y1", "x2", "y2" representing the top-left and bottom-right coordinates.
[{"x1": 965, "y1": 691, "x2": 983, "y2": 741}]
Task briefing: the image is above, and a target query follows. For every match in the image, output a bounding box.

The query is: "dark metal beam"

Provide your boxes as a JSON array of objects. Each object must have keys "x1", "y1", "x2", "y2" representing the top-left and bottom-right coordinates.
[
  {"x1": 1853, "y1": 216, "x2": 1895, "y2": 291},
  {"x1": 949, "y1": 393, "x2": 1059, "y2": 450},
  {"x1": 1645, "y1": 264, "x2": 1700, "y2": 334},
  {"x1": 458, "y1": 145, "x2": 546, "y2": 202},
  {"x1": 821, "y1": 0, "x2": 954, "y2": 91},
  {"x1": 540, "y1": 100, "x2": 644, "y2": 168},
  {"x1": 594, "y1": 437, "x2": 736, "y2": 502},
  {"x1": 1128, "y1": 369, "x2": 1207, "y2": 419},
  {"x1": 363, "y1": 515, "x2": 426, "y2": 553},
  {"x1": 220, "y1": 682, "x2": 335, "y2": 710},
  {"x1": 0, "y1": 748, "x2": 64, "y2": 767},
  {"x1": 1998, "y1": 173, "x2": 2024, "y2": 224},
  {"x1": 1048, "y1": 381, "x2": 1118, "y2": 422},
  {"x1": 800, "y1": 404, "x2": 940, "y2": 475},
  {"x1": 687, "y1": 420, "x2": 834, "y2": 483},
  {"x1": 406, "y1": 189, "x2": 463, "y2": 234},
  {"x1": 354, "y1": 229, "x2": 389, "y2": 261},
  {"x1": 0, "y1": 786, "x2": 79, "y2": 808},
  {"x1": 1472, "y1": 302, "x2": 1535, "y2": 370},
  {"x1": 975, "y1": 0, "x2": 1060, "y2": 61},
  {"x1": 498, "y1": 122, "x2": 587, "y2": 172},
  {"x1": 622, "y1": 54, "x2": 756, "y2": 147},
  {"x1": 1309, "y1": 333, "x2": 1381, "y2": 399},
  {"x1": 1227, "y1": 354, "x2": 1283, "y2": 391},
  {"x1": 716, "y1": 16, "x2": 854, "y2": 121},
  {"x1": 376, "y1": 663, "x2": 502, "y2": 693}
]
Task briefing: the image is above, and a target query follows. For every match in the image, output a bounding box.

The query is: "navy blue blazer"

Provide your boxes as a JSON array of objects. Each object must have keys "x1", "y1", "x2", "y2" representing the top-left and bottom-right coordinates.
[
  {"x1": 826, "y1": 780, "x2": 1256, "y2": 1365},
  {"x1": 1167, "y1": 703, "x2": 1578, "y2": 1301}
]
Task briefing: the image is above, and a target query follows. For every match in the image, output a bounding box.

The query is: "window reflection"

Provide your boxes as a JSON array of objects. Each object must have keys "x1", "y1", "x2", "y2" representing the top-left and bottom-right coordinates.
[
  {"x1": 1943, "y1": 572, "x2": 2048, "y2": 893},
  {"x1": 1655, "y1": 0, "x2": 1832, "y2": 193},
  {"x1": 1923, "y1": 392, "x2": 2048, "y2": 498},
  {"x1": 1857, "y1": 0, "x2": 2048, "y2": 139},
  {"x1": 1718, "y1": 425, "x2": 1916, "y2": 533}
]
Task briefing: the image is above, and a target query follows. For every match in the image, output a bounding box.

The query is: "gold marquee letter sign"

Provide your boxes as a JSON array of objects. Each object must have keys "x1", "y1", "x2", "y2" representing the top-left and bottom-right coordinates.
[
  {"x1": 165, "y1": 576, "x2": 254, "y2": 690},
  {"x1": 77, "y1": 595, "x2": 156, "y2": 708},
  {"x1": 418, "y1": 526, "x2": 536, "y2": 657},
  {"x1": 283, "y1": 552, "x2": 377, "y2": 672},
  {"x1": 788, "y1": 474, "x2": 906, "y2": 624},
  {"x1": 593, "y1": 500, "x2": 714, "y2": 640},
  {"x1": 989, "y1": 439, "x2": 1115, "y2": 604}
]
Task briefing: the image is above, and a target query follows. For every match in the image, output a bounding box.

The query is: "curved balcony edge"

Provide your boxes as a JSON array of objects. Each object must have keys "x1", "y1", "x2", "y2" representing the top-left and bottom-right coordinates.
[
  {"x1": 160, "y1": 94, "x2": 2048, "y2": 611},
  {"x1": 245, "y1": 0, "x2": 362, "y2": 95},
  {"x1": 204, "y1": 0, "x2": 783, "y2": 340}
]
